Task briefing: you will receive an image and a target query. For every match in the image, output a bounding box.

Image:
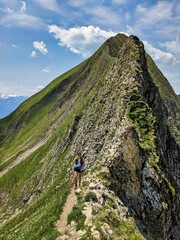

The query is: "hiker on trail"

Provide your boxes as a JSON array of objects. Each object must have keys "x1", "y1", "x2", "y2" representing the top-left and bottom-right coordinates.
[{"x1": 72, "y1": 151, "x2": 85, "y2": 190}]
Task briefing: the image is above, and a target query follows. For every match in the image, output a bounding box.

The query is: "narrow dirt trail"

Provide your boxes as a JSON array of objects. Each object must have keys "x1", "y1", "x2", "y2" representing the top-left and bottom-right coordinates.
[
  {"x1": 0, "y1": 120, "x2": 60, "y2": 178},
  {"x1": 0, "y1": 140, "x2": 45, "y2": 178},
  {"x1": 56, "y1": 188, "x2": 77, "y2": 238}
]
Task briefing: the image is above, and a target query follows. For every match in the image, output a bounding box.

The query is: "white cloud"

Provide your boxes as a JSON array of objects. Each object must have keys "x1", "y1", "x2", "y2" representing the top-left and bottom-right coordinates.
[
  {"x1": 42, "y1": 67, "x2": 51, "y2": 73},
  {"x1": 68, "y1": 0, "x2": 126, "y2": 8},
  {"x1": 0, "y1": 1, "x2": 45, "y2": 28},
  {"x1": 11, "y1": 44, "x2": 18, "y2": 48},
  {"x1": 0, "y1": 0, "x2": 16, "y2": 8},
  {"x1": 0, "y1": 6, "x2": 13, "y2": 13},
  {"x1": 84, "y1": 6, "x2": 122, "y2": 27},
  {"x1": 68, "y1": 0, "x2": 91, "y2": 7},
  {"x1": 66, "y1": 2, "x2": 123, "y2": 28},
  {"x1": 126, "y1": 25, "x2": 134, "y2": 35},
  {"x1": 160, "y1": 37, "x2": 180, "y2": 57},
  {"x1": 0, "y1": 14, "x2": 44, "y2": 28},
  {"x1": 0, "y1": 93, "x2": 21, "y2": 99},
  {"x1": 112, "y1": 0, "x2": 127, "y2": 5},
  {"x1": 136, "y1": 1, "x2": 173, "y2": 24},
  {"x1": 0, "y1": 84, "x2": 44, "y2": 97},
  {"x1": 31, "y1": 50, "x2": 37, "y2": 57},
  {"x1": 20, "y1": 1, "x2": 26, "y2": 14},
  {"x1": 20, "y1": 85, "x2": 44, "y2": 94},
  {"x1": 33, "y1": 0, "x2": 60, "y2": 12},
  {"x1": 48, "y1": 25, "x2": 117, "y2": 57},
  {"x1": 125, "y1": 11, "x2": 131, "y2": 21},
  {"x1": 134, "y1": 1, "x2": 177, "y2": 38},
  {"x1": 36, "y1": 85, "x2": 44, "y2": 90},
  {"x1": 33, "y1": 41, "x2": 48, "y2": 55},
  {"x1": 143, "y1": 40, "x2": 178, "y2": 65}
]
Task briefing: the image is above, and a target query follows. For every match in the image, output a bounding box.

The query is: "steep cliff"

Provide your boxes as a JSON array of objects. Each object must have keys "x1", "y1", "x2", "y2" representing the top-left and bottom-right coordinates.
[
  {"x1": 0, "y1": 34, "x2": 179, "y2": 240},
  {"x1": 69, "y1": 35, "x2": 180, "y2": 239}
]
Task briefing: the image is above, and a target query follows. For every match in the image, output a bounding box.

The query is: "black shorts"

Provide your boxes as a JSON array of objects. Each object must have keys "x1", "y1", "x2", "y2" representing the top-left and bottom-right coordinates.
[{"x1": 74, "y1": 167, "x2": 82, "y2": 173}]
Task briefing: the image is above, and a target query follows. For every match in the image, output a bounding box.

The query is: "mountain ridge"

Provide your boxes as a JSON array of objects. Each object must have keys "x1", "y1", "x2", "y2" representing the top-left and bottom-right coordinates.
[
  {"x1": 0, "y1": 95, "x2": 27, "y2": 119},
  {"x1": 0, "y1": 34, "x2": 179, "y2": 240}
]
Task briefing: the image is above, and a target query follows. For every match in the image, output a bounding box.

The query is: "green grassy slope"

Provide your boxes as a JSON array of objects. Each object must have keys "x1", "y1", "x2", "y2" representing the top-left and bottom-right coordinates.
[
  {"x1": 0, "y1": 33, "x2": 179, "y2": 239},
  {"x1": 146, "y1": 54, "x2": 180, "y2": 106},
  {"x1": 0, "y1": 34, "x2": 128, "y2": 239},
  {"x1": 146, "y1": 54, "x2": 180, "y2": 142},
  {"x1": 0, "y1": 60, "x2": 87, "y2": 167}
]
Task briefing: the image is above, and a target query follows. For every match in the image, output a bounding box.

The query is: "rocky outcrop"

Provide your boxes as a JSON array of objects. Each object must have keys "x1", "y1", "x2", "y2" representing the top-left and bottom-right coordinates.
[
  {"x1": 0, "y1": 34, "x2": 179, "y2": 240},
  {"x1": 70, "y1": 36, "x2": 180, "y2": 239},
  {"x1": 57, "y1": 162, "x2": 144, "y2": 240}
]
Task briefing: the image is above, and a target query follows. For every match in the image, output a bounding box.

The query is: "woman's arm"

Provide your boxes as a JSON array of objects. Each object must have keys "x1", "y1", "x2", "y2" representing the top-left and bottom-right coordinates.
[
  {"x1": 71, "y1": 156, "x2": 77, "y2": 167},
  {"x1": 82, "y1": 157, "x2": 85, "y2": 166}
]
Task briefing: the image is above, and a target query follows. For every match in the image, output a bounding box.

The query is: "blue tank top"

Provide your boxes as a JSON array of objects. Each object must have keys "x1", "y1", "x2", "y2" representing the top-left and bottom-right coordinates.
[{"x1": 74, "y1": 158, "x2": 82, "y2": 168}]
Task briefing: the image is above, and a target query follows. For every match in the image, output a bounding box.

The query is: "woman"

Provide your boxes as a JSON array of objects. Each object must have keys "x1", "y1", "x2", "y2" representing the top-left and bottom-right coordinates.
[{"x1": 72, "y1": 151, "x2": 85, "y2": 189}]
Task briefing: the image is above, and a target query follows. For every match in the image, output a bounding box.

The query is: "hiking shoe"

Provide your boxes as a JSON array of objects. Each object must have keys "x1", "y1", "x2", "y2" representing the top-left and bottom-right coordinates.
[{"x1": 74, "y1": 184, "x2": 77, "y2": 190}]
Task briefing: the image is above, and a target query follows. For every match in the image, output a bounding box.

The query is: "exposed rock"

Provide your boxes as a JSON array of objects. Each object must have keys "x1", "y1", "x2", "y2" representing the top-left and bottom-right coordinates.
[
  {"x1": 0, "y1": 34, "x2": 179, "y2": 240},
  {"x1": 69, "y1": 35, "x2": 180, "y2": 239}
]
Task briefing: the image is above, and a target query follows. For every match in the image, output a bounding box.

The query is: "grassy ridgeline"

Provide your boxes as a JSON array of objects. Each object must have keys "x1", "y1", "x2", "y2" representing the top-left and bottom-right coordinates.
[
  {"x1": 0, "y1": 34, "x2": 117, "y2": 239},
  {"x1": 0, "y1": 33, "x2": 179, "y2": 239}
]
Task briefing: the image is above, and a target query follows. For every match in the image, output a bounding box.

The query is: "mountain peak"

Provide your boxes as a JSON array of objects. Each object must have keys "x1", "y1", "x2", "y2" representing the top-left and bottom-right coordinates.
[{"x1": 0, "y1": 34, "x2": 179, "y2": 240}]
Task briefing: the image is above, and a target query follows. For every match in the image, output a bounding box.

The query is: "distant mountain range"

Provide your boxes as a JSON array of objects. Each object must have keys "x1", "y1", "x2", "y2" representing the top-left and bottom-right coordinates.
[{"x1": 0, "y1": 94, "x2": 27, "y2": 119}]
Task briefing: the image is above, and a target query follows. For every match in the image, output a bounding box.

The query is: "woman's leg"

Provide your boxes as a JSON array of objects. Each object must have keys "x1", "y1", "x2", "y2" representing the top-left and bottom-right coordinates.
[
  {"x1": 74, "y1": 171, "x2": 78, "y2": 189},
  {"x1": 78, "y1": 172, "x2": 82, "y2": 187}
]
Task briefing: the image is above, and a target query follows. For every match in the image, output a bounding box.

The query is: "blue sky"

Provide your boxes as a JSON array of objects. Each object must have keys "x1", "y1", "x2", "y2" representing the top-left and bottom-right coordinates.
[{"x1": 0, "y1": 0, "x2": 179, "y2": 97}]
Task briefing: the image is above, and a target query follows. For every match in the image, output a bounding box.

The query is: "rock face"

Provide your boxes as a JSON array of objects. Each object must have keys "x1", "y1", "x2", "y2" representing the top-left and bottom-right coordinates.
[
  {"x1": 0, "y1": 34, "x2": 179, "y2": 240},
  {"x1": 70, "y1": 36, "x2": 180, "y2": 239}
]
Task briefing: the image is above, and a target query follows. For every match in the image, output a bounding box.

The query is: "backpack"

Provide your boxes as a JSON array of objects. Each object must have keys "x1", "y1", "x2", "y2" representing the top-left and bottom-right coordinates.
[{"x1": 75, "y1": 157, "x2": 83, "y2": 166}]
